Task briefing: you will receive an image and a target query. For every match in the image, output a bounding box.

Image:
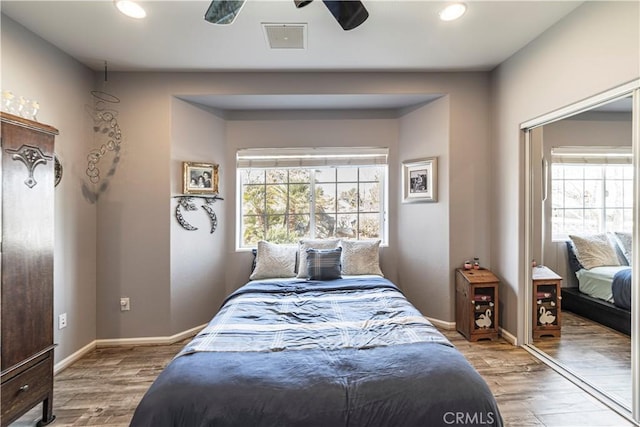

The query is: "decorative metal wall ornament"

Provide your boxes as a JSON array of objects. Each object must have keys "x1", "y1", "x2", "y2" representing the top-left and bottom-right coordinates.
[
  {"x1": 172, "y1": 195, "x2": 223, "y2": 233},
  {"x1": 5, "y1": 144, "x2": 53, "y2": 188},
  {"x1": 86, "y1": 90, "x2": 122, "y2": 184},
  {"x1": 54, "y1": 155, "x2": 63, "y2": 187}
]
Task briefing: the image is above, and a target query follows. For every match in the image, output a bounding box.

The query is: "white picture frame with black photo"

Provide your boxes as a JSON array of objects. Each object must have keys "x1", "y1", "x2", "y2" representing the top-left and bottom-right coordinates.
[{"x1": 402, "y1": 157, "x2": 437, "y2": 203}]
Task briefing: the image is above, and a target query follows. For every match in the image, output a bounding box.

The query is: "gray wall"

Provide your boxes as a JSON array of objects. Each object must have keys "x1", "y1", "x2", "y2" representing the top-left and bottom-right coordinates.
[
  {"x1": 491, "y1": 0, "x2": 639, "y2": 340},
  {"x1": 1, "y1": 16, "x2": 97, "y2": 364}
]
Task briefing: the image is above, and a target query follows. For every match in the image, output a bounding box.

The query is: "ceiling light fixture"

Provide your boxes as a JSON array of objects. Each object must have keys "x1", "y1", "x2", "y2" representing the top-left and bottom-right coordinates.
[
  {"x1": 439, "y1": 3, "x2": 467, "y2": 22},
  {"x1": 115, "y1": 0, "x2": 147, "y2": 19}
]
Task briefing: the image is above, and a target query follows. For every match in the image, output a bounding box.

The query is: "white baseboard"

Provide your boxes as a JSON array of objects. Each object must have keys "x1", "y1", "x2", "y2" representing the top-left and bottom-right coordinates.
[
  {"x1": 95, "y1": 323, "x2": 206, "y2": 348},
  {"x1": 499, "y1": 327, "x2": 517, "y2": 345},
  {"x1": 54, "y1": 341, "x2": 97, "y2": 375},
  {"x1": 54, "y1": 324, "x2": 206, "y2": 374},
  {"x1": 426, "y1": 316, "x2": 456, "y2": 330}
]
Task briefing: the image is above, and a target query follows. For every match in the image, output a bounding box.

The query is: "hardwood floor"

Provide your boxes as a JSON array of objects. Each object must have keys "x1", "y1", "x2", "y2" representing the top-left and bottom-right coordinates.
[
  {"x1": 12, "y1": 329, "x2": 634, "y2": 426},
  {"x1": 534, "y1": 310, "x2": 631, "y2": 407}
]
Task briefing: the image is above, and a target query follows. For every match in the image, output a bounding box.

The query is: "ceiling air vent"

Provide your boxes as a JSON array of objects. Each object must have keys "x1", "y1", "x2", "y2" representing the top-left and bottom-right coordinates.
[{"x1": 262, "y1": 23, "x2": 307, "y2": 49}]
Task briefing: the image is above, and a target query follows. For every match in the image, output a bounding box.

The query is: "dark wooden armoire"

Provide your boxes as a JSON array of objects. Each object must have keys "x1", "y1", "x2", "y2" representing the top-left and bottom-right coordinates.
[{"x1": 1, "y1": 112, "x2": 57, "y2": 426}]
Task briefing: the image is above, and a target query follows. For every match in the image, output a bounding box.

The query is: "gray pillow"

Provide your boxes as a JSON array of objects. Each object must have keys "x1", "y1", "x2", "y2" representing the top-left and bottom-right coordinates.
[{"x1": 306, "y1": 247, "x2": 342, "y2": 281}]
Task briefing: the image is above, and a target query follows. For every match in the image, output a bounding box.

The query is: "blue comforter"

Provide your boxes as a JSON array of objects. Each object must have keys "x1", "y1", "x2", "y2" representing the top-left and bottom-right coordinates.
[
  {"x1": 131, "y1": 277, "x2": 503, "y2": 427},
  {"x1": 612, "y1": 268, "x2": 632, "y2": 310}
]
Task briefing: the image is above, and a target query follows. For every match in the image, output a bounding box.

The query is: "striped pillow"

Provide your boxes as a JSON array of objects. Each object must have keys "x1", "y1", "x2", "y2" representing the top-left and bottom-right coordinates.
[{"x1": 306, "y1": 247, "x2": 342, "y2": 281}]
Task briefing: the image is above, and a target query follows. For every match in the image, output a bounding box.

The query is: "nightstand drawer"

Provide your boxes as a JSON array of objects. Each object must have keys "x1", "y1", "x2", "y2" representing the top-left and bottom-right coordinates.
[{"x1": 1, "y1": 356, "x2": 52, "y2": 423}]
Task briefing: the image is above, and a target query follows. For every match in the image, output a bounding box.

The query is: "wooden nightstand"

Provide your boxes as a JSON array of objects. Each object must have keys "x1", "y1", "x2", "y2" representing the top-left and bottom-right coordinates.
[
  {"x1": 455, "y1": 268, "x2": 499, "y2": 341},
  {"x1": 532, "y1": 266, "x2": 562, "y2": 338}
]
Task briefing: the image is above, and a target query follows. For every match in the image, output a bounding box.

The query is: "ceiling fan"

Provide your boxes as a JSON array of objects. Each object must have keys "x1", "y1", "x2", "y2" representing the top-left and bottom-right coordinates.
[{"x1": 204, "y1": 0, "x2": 369, "y2": 31}]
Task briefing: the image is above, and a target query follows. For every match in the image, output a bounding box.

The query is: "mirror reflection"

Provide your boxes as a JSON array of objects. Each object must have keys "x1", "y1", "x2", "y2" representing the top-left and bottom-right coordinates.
[{"x1": 530, "y1": 95, "x2": 633, "y2": 408}]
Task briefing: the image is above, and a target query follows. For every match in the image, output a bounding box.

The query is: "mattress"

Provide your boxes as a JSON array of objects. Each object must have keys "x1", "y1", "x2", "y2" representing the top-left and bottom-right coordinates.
[
  {"x1": 575, "y1": 266, "x2": 629, "y2": 303},
  {"x1": 131, "y1": 276, "x2": 503, "y2": 427}
]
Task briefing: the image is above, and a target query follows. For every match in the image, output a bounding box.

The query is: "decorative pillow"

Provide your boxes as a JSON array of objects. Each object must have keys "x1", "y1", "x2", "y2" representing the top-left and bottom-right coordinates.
[
  {"x1": 306, "y1": 247, "x2": 342, "y2": 281},
  {"x1": 613, "y1": 231, "x2": 632, "y2": 266},
  {"x1": 568, "y1": 234, "x2": 620, "y2": 270},
  {"x1": 249, "y1": 241, "x2": 298, "y2": 280},
  {"x1": 340, "y1": 239, "x2": 383, "y2": 276},
  {"x1": 297, "y1": 239, "x2": 340, "y2": 278}
]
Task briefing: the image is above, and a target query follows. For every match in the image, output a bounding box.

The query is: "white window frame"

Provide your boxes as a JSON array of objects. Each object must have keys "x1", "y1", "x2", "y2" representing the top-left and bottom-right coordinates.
[
  {"x1": 235, "y1": 148, "x2": 389, "y2": 250},
  {"x1": 550, "y1": 146, "x2": 633, "y2": 241}
]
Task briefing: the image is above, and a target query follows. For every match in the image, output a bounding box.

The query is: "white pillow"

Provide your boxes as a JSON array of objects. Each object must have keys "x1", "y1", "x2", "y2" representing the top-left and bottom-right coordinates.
[
  {"x1": 569, "y1": 234, "x2": 620, "y2": 270},
  {"x1": 249, "y1": 241, "x2": 298, "y2": 280},
  {"x1": 613, "y1": 231, "x2": 632, "y2": 266},
  {"x1": 340, "y1": 239, "x2": 383, "y2": 276},
  {"x1": 297, "y1": 239, "x2": 340, "y2": 278}
]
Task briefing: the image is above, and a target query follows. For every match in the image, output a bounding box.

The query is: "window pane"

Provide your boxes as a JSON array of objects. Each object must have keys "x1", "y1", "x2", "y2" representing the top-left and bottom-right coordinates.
[
  {"x1": 563, "y1": 209, "x2": 585, "y2": 235},
  {"x1": 551, "y1": 181, "x2": 564, "y2": 208},
  {"x1": 359, "y1": 182, "x2": 380, "y2": 212},
  {"x1": 335, "y1": 214, "x2": 357, "y2": 238},
  {"x1": 266, "y1": 185, "x2": 287, "y2": 214},
  {"x1": 265, "y1": 215, "x2": 290, "y2": 243},
  {"x1": 315, "y1": 168, "x2": 336, "y2": 183},
  {"x1": 551, "y1": 165, "x2": 563, "y2": 180},
  {"x1": 605, "y1": 209, "x2": 624, "y2": 232},
  {"x1": 243, "y1": 185, "x2": 265, "y2": 215},
  {"x1": 315, "y1": 213, "x2": 336, "y2": 238},
  {"x1": 605, "y1": 180, "x2": 624, "y2": 207},
  {"x1": 337, "y1": 168, "x2": 358, "y2": 182},
  {"x1": 289, "y1": 214, "x2": 310, "y2": 239},
  {"x1": 564, "y1": 166, "x2": 583, "y2": 179},
  {"x1": 623, "y1": 166, "x2": 634, "y2": 180},
  {"x1": 623, "y1": 181, "x2": 633, "y2": 208},
  {"x1": 315, "y1": 183, "x2": 336, "y2": 213},
  {"x1": 288, "y1": 183, "x2": 311, "y2": 214},
  {"x1": 564, "y1": 180, "x2": 583, "y2": 208},
  {"x1": 583, "y1": 166, "x2": 601, "y2": 180},
  {"x1": 289, "y1": 169, "x2": 310, "y2": 183},
  {"x1": 359, "y1": 213, "x2": 380, "y2": 239},
  {"x1": 243, "y1": 169, "x2": 265, "y2": 184},
  {"x1": 243, "y1": 215, "x2": 265, "y2": 245},
  {"x1": 583, "y1": 209, "x2": 600, "y2": 234},
  {"x1": 606, "y1": 166, "x2": 624, "y2": 179},
  {"x1": 583, "y1": 180, "x2": 602, "y2": 207},
  {"x1": 337, "y1": 183, "x2": 358, "y2": 213},
  {"x1": 623, "y1": 209, "x2": 633, "y2": 231},
  {"x1": 266, "y1": 169, "x2": 287, "y2": 184},
  {"x1": 551, "y1": 209, "x2": 565, "y2": 240},
  {"x1": 359, "y1": 167, "x2": 382, "y2": 182}
]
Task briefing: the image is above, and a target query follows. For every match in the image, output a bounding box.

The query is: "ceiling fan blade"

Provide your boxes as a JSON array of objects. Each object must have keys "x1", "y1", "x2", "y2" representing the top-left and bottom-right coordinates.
[
  {"x1": 294, "y1": 0, "x2": 314, "y2": 7},
  {"x1": 204, "y1": 0, "x2": 246, "y2": 25},
  {"x1": 322, "y1": 0, "x2": 369, "y2": 31}
]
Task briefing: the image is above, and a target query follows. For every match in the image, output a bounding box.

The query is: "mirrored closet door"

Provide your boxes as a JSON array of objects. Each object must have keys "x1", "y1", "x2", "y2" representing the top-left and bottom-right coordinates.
[{"x1": 522, "y1": 81, "x2": 639, "y2": 424}]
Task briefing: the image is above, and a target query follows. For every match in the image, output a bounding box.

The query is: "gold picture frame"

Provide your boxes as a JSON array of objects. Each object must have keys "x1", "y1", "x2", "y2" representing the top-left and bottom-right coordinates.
[
  {"x1": 402, "y1": 157, "x2": 438, "y2": 203},
  {"x1": 183, "y1": 162, "x2": 219, "y2": 195}
]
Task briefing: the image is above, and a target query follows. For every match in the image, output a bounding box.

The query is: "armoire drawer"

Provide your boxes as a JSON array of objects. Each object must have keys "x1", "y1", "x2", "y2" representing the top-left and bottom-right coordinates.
[{"x1": 1, "y1": 357, "x2": 52, "y2": 423}]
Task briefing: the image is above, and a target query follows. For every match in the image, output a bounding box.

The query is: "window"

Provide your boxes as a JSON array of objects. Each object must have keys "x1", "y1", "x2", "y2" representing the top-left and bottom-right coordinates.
[
  {"x1": 550, "y1": 147, "x2": 633, "y2": 240},
  {"x1": 237, "y1": 148, "x2": 388, "y2": 248}
]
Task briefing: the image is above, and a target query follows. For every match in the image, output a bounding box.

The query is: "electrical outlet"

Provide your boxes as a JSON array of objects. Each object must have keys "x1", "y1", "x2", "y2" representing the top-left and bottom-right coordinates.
[
  {"x1": 58, "y1": 313, "x2": 67, "y2": 329},
  {"x1": 120, "y1": 297, "x2": 130, "y2": 311}
]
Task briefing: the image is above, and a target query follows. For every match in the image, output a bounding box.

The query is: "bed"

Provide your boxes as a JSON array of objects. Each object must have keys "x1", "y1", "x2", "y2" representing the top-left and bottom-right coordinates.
[
  {"x1": 131, "y1": 240, "x2": 503, "y2": 427},
  {"x1": 562, "y1": 233, "x2": 632, "y2": 336}
]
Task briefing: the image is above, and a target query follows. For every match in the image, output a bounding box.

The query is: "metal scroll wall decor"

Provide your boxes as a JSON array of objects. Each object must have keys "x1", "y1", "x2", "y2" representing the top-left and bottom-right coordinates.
[
  {"x1": 173, "y1": 195, "x2": 223, "y2": 234},
  {"x1": 86, "y1": 90, "x2": 122, "y2": 184},
  {"x1": 5, "y1": 144, "x2": 53, "y2": 188},
  {"x1": 82, "y1": 62, "x2": 123, "y2": 203}
]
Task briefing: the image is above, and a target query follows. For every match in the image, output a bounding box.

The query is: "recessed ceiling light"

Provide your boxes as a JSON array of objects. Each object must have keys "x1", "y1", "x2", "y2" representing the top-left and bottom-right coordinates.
[
  {"x1": 115, "y1": 0, "x2": 147, "y2": 19},
  {"x1": 439, "y1": 3, "x2": 467, "y2": 22}
]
